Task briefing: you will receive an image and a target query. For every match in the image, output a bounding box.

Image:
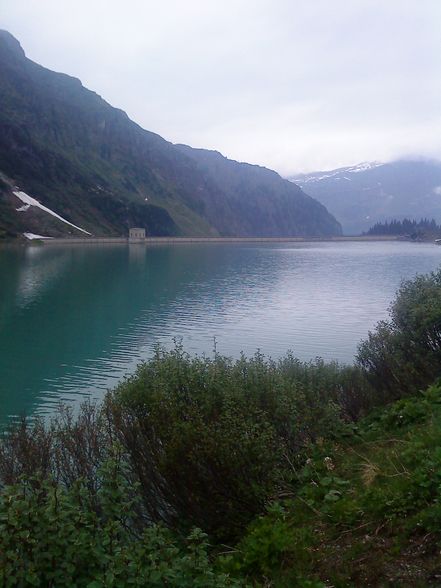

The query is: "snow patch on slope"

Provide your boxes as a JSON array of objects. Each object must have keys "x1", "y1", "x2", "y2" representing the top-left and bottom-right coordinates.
[
  {"x1": 23, "y1": 232, "x2": 54, "y2": 240},
  {"x1": 13, "y1": 190, "x2": 91, "y2": 235}
]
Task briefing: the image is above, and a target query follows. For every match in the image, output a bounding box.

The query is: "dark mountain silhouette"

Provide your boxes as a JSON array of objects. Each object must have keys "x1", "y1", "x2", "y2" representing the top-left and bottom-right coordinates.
[{"x1": 0, "y1": 31, "x2": 341, "y2": 239}]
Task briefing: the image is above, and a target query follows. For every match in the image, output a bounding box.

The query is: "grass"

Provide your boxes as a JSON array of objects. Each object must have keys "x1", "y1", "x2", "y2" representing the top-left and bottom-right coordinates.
[{"x1": 224, "y1": 381, "x2": 441, "y2": 586}]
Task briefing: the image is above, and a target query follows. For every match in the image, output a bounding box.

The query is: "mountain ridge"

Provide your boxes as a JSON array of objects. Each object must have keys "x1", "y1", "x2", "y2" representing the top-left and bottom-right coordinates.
[
  {"x1": 0, "y1": 30, "x2": 341, "y2": 239},
  {"x1": 290, "y1": 158, "x2": 441, "y2": 235}
]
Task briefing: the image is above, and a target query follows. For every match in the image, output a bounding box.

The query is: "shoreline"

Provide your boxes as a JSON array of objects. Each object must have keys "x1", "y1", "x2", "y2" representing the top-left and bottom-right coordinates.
[{"x1": 11, "y1": 235, "x2": 403, "y2": 246}]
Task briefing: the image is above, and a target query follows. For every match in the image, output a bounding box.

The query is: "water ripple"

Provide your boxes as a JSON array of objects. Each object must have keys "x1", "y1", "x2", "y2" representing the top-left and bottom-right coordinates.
[{"x1": 1, "y1": 241, "x2": 440, "y2": 420}]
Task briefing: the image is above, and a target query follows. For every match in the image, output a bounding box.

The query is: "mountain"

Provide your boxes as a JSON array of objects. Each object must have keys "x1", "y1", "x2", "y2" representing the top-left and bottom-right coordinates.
[
  {"x1": 0, "y1": 31, "x2": 341, "y2": 239},
  {"x1": 175, "y1": 145, "x2": 341, "y2": 237},
  {"x1": 290, "y1": 160, "x2": 441, "y2": 235}
]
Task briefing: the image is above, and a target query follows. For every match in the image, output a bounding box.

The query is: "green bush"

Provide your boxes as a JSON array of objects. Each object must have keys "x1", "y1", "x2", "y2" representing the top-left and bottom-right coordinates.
[
  {"x1": 0, "y1": 463, "x2": 243, "y2": 587},
  {"x1": 222, "y1": 502, "x2": 316, "y2": 584},
  {"x1": 108, "y1": 345, "x2": 364, "y2": 540},
  {"x1": 358, "y1": 270, "x2": 441, "y2": 399},
  {"x1": 0, "y1": 348, "x2": 371, "y2": 544}
]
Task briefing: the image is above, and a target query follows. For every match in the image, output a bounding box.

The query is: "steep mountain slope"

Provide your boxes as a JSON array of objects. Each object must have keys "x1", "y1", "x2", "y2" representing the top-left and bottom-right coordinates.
[
  {"x1": 0, "y1": 30, "x2": 341, "y2": 239},
  {"x1": 291, "y1": 160, "x2": 441, "y2": 235},
  {"x1": 177, "y1": 146, "x2": 341, "y2": 236}
]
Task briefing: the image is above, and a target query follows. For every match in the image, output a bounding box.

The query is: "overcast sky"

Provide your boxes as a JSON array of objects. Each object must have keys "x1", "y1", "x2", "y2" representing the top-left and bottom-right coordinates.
[{"x1": 1, "y1": 0, "x2": 440, "y2": 175}]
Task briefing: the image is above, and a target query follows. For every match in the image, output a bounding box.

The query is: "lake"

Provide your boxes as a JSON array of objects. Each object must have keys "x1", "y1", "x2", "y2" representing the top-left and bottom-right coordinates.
[{"x1": 0, "y1": 240, "x2": 440, "y2": 422}]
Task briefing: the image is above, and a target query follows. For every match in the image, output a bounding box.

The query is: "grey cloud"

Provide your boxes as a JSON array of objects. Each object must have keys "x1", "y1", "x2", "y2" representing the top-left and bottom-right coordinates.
[{"x1": 1, "y1": 0, "x2": 440, "y2": 174}]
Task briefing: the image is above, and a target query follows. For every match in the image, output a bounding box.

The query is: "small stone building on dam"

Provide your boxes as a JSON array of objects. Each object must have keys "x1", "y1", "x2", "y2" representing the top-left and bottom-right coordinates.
[{"x1": 129, "y1": 228, "x2": 146, "y2": 242}]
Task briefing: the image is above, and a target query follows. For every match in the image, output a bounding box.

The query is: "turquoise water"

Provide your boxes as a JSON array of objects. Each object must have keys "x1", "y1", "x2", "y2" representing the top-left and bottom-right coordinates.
[{"x1": 0, "y1": 241, "x2": 440, "y2": 421}]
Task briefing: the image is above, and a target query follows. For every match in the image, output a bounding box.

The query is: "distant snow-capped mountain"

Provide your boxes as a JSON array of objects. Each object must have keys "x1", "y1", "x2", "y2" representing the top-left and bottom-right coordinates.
[
  {"x1": 290, "y1": 159, "x2": 441, "y2": 235},
  {"x1": 298, "y1": 162, "x2": 385, "y2": 185}
]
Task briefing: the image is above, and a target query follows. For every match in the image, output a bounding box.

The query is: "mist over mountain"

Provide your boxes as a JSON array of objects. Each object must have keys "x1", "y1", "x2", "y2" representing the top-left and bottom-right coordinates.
[
  {"x1": 290, "y1": 160, "x2": 441, "y2": 235},
  {"x1": 0, "y1": 30, "x2": 341, "y2": 239}
]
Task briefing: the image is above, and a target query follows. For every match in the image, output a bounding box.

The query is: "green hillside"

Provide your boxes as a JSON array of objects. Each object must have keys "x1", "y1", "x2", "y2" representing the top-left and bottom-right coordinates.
[{"x1": 0, "y1": 30, "x2": 341, "y2": 239}]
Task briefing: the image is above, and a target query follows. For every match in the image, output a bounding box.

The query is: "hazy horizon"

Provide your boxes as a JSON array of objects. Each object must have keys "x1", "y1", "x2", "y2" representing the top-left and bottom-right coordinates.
[{"x1": 1, "y1": 0, "x2": 440, "y2": 175}]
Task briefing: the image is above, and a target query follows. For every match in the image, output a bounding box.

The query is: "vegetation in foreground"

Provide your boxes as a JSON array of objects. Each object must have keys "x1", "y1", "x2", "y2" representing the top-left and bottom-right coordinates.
[
  {"x1": 227, "y1": 382, "x2": 441, "y2": 586},
  {"x1": 0, "y1": 269, "x2": 440, "y2": 586}
]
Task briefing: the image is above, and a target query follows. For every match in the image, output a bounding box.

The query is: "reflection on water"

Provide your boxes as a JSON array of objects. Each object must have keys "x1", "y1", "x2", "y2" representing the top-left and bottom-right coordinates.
[
  {"x1": 0, "y1": 241, "x2": 440, "y2": 421},
  {"x1": 16, "y1": 246, "x2": 69, "y2": 308}
]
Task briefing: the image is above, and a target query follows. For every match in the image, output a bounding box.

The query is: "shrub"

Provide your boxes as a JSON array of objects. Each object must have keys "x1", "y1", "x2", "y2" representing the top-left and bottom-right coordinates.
[
  {"x1": 0, "y1": 402, "x2": 112, "y2": 498},
  {"x1": 0, "y1": 347, "x2": 373, "y2": 542},
  {"x1": 223, "y1": 503, "x2": 316, "y2": 580},
  {"x1": 358, "y1": 270, "x2": 441, "y2": 399},
  {"x1": 0, "y1": 466, "x2": 243, "y2": 587},
  {"x1": 107, "y1": 345, "x2": 363, "y2": 540}
]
